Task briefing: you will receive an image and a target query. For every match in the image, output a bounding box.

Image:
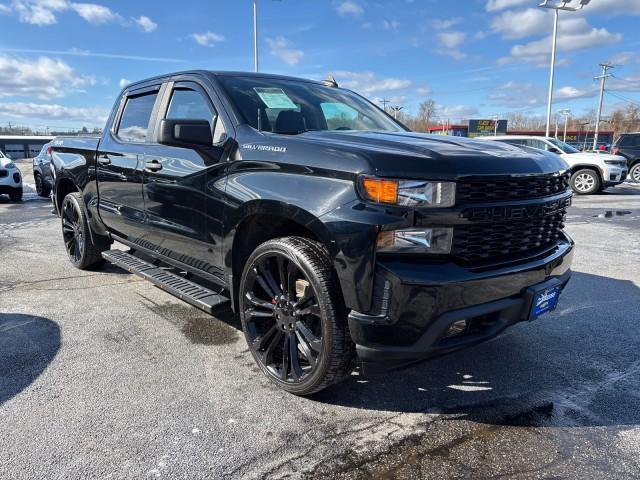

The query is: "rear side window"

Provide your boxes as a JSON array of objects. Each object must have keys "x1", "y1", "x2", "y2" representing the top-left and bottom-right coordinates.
[
  {"x1": 117, "y1": 91, "x2": 158, "y2": 142},
  {"x1": 619, "y1": 135, "x2": 640, "y2": 147}
]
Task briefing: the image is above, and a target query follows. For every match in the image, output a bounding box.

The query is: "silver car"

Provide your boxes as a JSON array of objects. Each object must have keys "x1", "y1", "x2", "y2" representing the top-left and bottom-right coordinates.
[{"x1": 0, "y1": 150, "x2": 23, "y2": 201}]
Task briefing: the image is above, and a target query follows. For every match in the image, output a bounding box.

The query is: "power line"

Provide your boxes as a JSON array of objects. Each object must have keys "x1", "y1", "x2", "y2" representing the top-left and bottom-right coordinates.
[{"x1": 607, "y1": 91, "x2": 640, "y2": 108}]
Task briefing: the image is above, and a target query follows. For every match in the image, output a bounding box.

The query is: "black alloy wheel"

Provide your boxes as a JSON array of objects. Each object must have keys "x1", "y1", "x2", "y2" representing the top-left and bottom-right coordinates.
[
  {"x1": 60, "y1": 192, "x2": 109, "y2": 269},
  {"x1": 62, "y1": 196, "x2": 85, "y2": 264},
  {"x1": 35, "y1": 174, "x2": 44, "y2": 196},
  {"x1": 239, "y1": 237, "x2": 354, "y2": 395}
]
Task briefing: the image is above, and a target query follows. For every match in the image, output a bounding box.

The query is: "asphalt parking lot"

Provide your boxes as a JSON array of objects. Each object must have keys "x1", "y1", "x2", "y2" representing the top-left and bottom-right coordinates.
[{"x1": 1, "y1": 159, "x2": 639, "y2": 479}]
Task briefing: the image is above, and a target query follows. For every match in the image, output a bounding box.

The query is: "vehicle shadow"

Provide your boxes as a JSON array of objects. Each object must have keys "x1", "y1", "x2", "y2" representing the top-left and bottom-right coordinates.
[
  {"x1": 314, "y1": 271, "x2": 640, "y2": 428},
  {"x1": 0, "y1": 313, "x2": 61, "y2": 405}
]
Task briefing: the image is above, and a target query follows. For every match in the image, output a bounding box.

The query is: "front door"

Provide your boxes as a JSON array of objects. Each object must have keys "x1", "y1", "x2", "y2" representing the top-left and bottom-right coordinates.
[
  {"x1": 97, "y1": 85, "x2": 162, "y2": 243},
  {"x1": 142, "y1": 81, "x2": 229, "y2": 283}
]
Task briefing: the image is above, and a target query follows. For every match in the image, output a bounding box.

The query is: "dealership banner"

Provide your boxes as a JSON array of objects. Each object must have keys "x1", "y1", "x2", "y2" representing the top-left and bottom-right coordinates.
[{"x1": 468, "y1": 119, "x2": 508, "y2": 138}]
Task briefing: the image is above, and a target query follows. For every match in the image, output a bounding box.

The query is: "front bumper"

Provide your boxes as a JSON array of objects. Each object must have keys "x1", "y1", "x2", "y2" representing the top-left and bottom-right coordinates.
[
  {"x1": 348, "y1": 235, "x2": 574, "y2": 371},
  {"x1": 602, "y1": 166, "x2": 628, "y2": 186},
  {"x1": 0, "y1": 169, "x2": 22, "y2": 193}
]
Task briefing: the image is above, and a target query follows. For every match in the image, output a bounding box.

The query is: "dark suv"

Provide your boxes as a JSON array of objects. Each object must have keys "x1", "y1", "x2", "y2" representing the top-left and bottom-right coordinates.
[{"x1": 613, "y1": 133, "x2": 640, "y2": 182}]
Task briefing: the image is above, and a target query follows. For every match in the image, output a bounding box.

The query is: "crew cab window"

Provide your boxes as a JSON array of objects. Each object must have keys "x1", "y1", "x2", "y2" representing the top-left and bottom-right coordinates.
[
  {"x1": 166, "y1": 88, "x2": 226, "y2": 143},
  {"x1": 117, "y1": 91, "x2": 158, "y2": 142}
]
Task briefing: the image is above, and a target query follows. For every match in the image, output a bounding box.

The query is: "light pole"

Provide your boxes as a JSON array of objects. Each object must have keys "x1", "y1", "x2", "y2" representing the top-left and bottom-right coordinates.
[
  {"x1": 391, "y1": 106, "x2": 404, "y2": 119},
  {"x1": 558, "y1": 109, "x2": 571, "y2": 142},
  {"x1": 253, "y1": 0, "x2": 259, "y2": 72},
  {"x1": 492, "y1": 115, "x2": 499, "y2": 136},
  {"x1": 538, "y1": 0, "x2": 591, "y2": 137}
]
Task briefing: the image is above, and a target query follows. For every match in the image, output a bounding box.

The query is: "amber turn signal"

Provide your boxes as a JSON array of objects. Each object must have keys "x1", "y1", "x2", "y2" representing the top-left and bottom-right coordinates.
[{"x1": 361, "y1": 177, "x2": 398, "y2": 204}]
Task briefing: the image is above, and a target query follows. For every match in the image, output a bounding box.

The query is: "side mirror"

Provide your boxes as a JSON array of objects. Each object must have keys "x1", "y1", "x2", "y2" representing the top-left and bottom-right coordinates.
[{"x1": 159, "y1": 118, "x2": 212, "y2": 148}]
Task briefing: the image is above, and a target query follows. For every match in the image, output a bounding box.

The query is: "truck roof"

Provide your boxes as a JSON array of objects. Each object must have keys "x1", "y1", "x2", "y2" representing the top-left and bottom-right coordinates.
[{"x1": 125, "y1": 70, "x2": 326, "y2": 90}]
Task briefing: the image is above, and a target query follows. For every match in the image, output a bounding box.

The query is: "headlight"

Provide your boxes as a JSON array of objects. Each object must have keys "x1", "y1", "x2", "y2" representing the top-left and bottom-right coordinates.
[
  {"x1": 5, "y1": 161, "x2": 16, "y2": 169},
  {"x1": 377, "y1": 227, "x2": 453, "y2": 254},
  {"x1": 604, "y1": 160, "x2": 625, "y2": 167},
  {"x1": 360, "y1": 176, "x2": 456, "y2": 207}
]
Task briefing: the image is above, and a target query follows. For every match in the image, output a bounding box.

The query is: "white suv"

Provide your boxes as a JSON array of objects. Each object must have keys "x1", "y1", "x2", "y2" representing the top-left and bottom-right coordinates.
[
  {"x1": 481, "y1": 136, "x2": 628, "y2": 195},
  {"x1": 0, "y1": 150, "x2": 23, "y2": 201}
]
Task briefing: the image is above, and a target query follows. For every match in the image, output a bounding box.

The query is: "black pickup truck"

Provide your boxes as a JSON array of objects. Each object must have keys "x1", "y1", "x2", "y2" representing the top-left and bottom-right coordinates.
[{"x1": 51, "y1": 70, "x2": 574, "y2": 395}]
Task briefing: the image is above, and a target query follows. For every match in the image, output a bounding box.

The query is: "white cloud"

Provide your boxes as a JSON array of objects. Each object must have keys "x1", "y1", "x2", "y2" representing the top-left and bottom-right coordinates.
[
  {"x1": 438, "y1": 104, "x2": 479, "y2": 120},
  {"x1": 491, "y1": 8, "x2": 548, "y2": 39},
  {"x1": 489, "y1": 80, "x2": 597, "y2": 109},
  {"x1": 608, "y1": 51, "x2": 634, "y2": 66},
  {"x1": 580, "y1": 0, "x2": 640, "y2": 15},
  {"x1": 383, "y1": 19, "x2": 399, "y2": 32},
  {"x1": 134, "y1": 15, "x2": 156, "y2": 33},
  {"x1": 119, "y1": 78, "x2": 130, "y2": 89},
  {"x1": 265, "y1": 36, "x2": 304, "y2": 65},
  {"x1": 437, "y1": 31, "x2": 466, "y2": 49},
  {"x1": 335, "y1": 1, "x2": 363, "y2": 18},
  {"x1": 416, "y1": 87, "x2": 432, "y2": 95},
  {"x1": 431, "y1": 18, "x2": 462, "y2": 30},
  {"x1": 435, "y1": 31, "x2": 467, "y2": 60},
  {"x1": 0, "y1": 55, "x2": 94, "y2": 100},
  {"x1": 485, "y1": 0, "x2": 530, "y2": 12},
  {"x1": 191, "y1": 31, "x2": 225, "y2": 47},
  {"x1": 7, "y1": 1, "x2": 157, "y2": 30},
  {"x1": 70, "y1": 2, "x2": 117, "y2": 24},
  {"x1": 510, "y1": 23, "x2": 621, "y2": 57},
  {"x1": 334, "y1": 71, "x2": 411, "y2": 95},
  {"x1": 0, "y1": 101, "x2": 109, "y2": 124}
]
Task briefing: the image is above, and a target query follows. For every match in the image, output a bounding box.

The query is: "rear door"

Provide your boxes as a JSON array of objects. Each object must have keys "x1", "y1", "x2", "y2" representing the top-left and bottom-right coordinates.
[
  {"x1": 142, "y1": 80, "x2": 230, "y2": 282},
  {"x1": 97, "y1": 84, "x2": 163, "y2": 243}
]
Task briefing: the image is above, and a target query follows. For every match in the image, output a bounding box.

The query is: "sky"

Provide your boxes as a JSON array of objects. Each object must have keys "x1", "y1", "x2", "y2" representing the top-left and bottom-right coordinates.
[{"x1": 0, "y1": 0, "x2": 639, "y2": 131}]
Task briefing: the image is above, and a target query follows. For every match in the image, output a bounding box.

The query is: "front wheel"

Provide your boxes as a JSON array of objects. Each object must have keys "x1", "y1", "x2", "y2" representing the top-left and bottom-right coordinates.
[
  {"x1": 61, "y1": 192, "x2": 110, "y2": 269},
  {"x1": 630, "y1": 163, "x2": 640, "y2": 183},
  {"x1": 239, "y1": 237, "x2": 354, "y2": 396},
  {"x1": 571, "y1": 169, "x2": 601, "y2": 195},
  {"x1": 9, "y1": 188, "x2": 22, "y2": 202}
]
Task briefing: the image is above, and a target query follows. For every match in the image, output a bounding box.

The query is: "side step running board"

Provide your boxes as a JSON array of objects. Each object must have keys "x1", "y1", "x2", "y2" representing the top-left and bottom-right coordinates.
[{"x1": 102, "y1": 250, "x2": 229, "y2": 314}]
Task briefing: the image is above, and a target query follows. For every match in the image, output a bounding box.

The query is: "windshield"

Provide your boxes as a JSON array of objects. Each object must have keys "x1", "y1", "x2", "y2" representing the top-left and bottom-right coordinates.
[
  {"x1": 218, "y1": 76, "x2": 405, "y2": 134},
  {"x1": 547, "y1": 138, "x2": 579, "y2": 154}
]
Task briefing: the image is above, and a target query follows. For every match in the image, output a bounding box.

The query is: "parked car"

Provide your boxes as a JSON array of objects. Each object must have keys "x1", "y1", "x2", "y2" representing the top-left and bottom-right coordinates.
[
  {"x1": 0, "y1": 149, "x2": 23, "y2": 201},
  {"x1": 612, "y1": 133, "x2": 640, "y2": 183},
  {"x1": 33, "y1": 142, "x2": 53, "y2": 197},
  {"x1": 481, "y1": 135, "x2": 628, "y2": 194},
  {"x1": 51, "y1": 71, "x2": 574, "y2": 395}
]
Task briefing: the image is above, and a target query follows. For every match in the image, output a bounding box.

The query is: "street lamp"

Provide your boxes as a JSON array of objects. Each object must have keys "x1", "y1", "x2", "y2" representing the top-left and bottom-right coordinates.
[
  {"x1": 558, "y1": 108, "x2": 571, "y2": 142},
  {"x1": 253, "y1": 0, "x2": 259, "y2": 72},
  {"x1": 390, "y1": 106, "x2": 404, "y2": 119},
  {"x1": 538, "y1": 0, "x2": 591, "y2": 137}
]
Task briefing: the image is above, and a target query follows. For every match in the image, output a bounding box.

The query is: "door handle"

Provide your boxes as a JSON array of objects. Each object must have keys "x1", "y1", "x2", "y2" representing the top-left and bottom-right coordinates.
[
  {"x1": 97, "y1": 155, "x2": 111, "y2": 166},
  {"x1": 145, "y1": 159, "x2": 163, "y2": 172}
]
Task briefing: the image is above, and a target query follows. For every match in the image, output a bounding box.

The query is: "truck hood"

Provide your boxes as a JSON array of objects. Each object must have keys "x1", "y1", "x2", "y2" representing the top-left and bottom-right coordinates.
[{"x1": 294, "y1": 130, "x2": 569, "y2": 179}]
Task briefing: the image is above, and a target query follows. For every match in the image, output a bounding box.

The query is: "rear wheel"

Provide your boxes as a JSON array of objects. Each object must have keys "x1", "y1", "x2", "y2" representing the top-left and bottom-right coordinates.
[
  {"x1": 630, "y1": 163, "x2": 640, "y2": 183},
  {"x1": 35, "y1": 173, "x2": 51, "y2": 197},
  {"x1": 571, "y1": 169, "x2": 600, "y2": 195},
  {"x1": 239, "y1": 237, "x2": 354, "y2": 396},
  {"x1": 61, "y1": 192, "x2": 110, "y2": 269}
]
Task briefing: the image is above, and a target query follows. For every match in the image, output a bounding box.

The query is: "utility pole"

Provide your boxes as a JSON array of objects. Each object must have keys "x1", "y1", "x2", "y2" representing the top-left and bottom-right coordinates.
[
  {"x1": 593, "y1": 62, "x2": 613, "y2": 150},
  {"x1": 379, "y1": 98, "x2": 390, "y2": 112}
]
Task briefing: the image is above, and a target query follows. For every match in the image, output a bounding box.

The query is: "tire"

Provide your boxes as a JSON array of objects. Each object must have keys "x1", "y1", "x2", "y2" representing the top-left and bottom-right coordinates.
[
  {"x1": 630, "y1": 163, "x2": 640, "y2": 183},
  {"x1": 8, "y1": 188, "x2": 23, "y2": 202},
  {"x1": 35, "y1": 173, "x2": 51, "y2": 197},
  {"x1": 61, "y1": 192, "x2": 110, "y2": 269},
  {"x1": 239, "y1": 236, "x2": 355, "y2": 396},
  {"x1": 571, "y1": 169, "x2": 601, "y2": 195}
]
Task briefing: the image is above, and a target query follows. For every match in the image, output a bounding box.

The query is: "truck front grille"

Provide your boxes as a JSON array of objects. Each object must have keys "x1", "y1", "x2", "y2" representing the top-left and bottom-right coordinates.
[
  {"x1": 452, "y1": 212, "x2": 566, "y2": 263},
  {"x1": 456, "y1": 173, "x2": 570, "y2": 204}
]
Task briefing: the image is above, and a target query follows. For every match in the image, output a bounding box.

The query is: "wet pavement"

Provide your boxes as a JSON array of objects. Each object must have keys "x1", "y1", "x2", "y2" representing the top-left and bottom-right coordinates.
[{"x1": 1, "y1": 159, "x2": 639, "y2": 479}]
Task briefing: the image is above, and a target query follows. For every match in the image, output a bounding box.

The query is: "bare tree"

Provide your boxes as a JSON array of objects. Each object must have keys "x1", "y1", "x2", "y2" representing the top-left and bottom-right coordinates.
[{"x1": 417, "y1": 99, "x2": 437, "y2": 132}]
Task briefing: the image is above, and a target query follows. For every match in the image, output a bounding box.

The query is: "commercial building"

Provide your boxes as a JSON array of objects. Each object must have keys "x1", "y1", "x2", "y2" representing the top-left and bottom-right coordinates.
[{"x1": 0, "y1": 136, "x2": 54, "y2": 159}]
